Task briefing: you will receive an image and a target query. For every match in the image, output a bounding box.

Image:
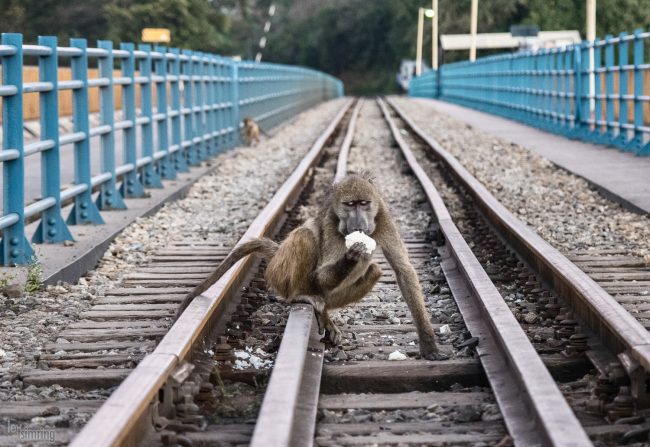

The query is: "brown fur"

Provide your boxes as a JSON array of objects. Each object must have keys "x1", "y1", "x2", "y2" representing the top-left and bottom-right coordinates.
[
  {"x1": 176, "y1": 173, "x2": 438, "y2": 358},
  {"x1": 243, "y1": 116, "x2": 261, "y2": 146}
]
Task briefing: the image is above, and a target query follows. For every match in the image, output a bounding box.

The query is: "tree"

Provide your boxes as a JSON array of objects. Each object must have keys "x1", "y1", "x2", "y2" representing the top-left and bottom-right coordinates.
[{"x1": 105, "y1": 0, "x2": 233, "y2": 53}]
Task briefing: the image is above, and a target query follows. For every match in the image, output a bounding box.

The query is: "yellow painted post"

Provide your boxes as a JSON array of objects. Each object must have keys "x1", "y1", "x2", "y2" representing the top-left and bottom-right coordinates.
[
  {"x1": 416, "y1": 8, "x2": 424, "y2": 76},
  {"x1": 432, "y1": 0, "x2": 438, "y2": 69},
  {"x1": 470, "y1": 0, "x2": 478, "y2": 61}
]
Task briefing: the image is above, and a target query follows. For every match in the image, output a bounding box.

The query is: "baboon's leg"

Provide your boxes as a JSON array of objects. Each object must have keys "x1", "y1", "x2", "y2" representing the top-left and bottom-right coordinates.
[
  {"x1": 327, "y1": 262, "x2": 382, "y2": 309},
  {"x1": 378, "y1": 226, "x2": 439, "y2": 359}
]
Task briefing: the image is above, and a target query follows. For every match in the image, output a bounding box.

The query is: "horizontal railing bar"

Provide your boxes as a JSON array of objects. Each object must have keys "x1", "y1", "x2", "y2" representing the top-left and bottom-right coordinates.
[
  {"x1": 115, "y1": 163, "x2": 135, "y2": 176},
  {"x1": 0, "y1": 149, "x2": 20, "y2": 162},
  {"x1": 24, "y1": 139, "x2": 55, "y2": 157},
  {"x1": 60, "y1": 184, "x2": 88, "y2": 202},
  {"x1": 0, "y1": 213, "x2": 20, "y2": 231},
  {"x1": 0, "y1": 85, "x2": 18, "y2": 96},
  {"x1": 91, "y1": 172, "x2": 113, "y2": 187},
  {"x1": 58, "y1": 80, "x2": 84, "y2": 90},
  {"x1": 24, "y1": 197, "x2": 56, "y2": 219},
  {"x1": 89, "y1": 125, "x2": 112, "y2": 137},
  {"x1": 23, "y1": 44, "x2": 53, "y2": 56},
  {"x1": 60, "y1": 131, "x2": 87, "y2": 146},
  {"x1": 23, "y1": 81, "x2": 54, "y2": 94}
]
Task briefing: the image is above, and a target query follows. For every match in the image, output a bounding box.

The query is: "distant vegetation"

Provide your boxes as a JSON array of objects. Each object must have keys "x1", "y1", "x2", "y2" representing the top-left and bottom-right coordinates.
[{"x1": 2, "y1": 0, "x2": 650, "y2": 93}]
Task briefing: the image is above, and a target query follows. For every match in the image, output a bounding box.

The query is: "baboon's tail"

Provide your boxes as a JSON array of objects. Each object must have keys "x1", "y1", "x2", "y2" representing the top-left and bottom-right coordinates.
[{"x1": 174, "y1": 238, "x2": 278, "y2": 319}]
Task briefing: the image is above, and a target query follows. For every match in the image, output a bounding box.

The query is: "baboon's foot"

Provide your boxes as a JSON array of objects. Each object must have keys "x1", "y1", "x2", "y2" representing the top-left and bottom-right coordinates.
[
  {"x1": 325, "y1": 320, "x2": 343, "y2": 346},
  {"x1": 419, "y1": 336, "x2": 444, "y2": 360}
]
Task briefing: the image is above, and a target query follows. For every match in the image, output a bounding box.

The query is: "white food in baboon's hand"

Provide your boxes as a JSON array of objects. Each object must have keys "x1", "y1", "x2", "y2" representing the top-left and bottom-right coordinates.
[{"x1": 345, "y1": 231, "x2": 377, "y2": 254}]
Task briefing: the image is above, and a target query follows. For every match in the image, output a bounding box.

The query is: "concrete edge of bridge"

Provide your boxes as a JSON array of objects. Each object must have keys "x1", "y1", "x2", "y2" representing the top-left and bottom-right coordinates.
[{"x1": 401, "y1": 96, "x2": 650, "y2": 217}]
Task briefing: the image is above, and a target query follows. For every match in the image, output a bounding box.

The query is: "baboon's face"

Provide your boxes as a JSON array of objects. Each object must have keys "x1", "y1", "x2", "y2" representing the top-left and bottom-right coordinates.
[
  {"x1": 244, "y1": 117, "x2": 251, "y2": 126},
  {"x1": 332, "y1": 175, "x2": 379, "y2": 236}
]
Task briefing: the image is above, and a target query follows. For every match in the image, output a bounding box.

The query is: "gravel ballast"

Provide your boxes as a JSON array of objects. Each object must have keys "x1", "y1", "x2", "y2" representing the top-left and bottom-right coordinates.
[
  {"x1": 0, "y1": 98, "x2": 347, "y2": 400},
  {"x1": 391, "y1": 96, "x2": 650, "y2": 261}
]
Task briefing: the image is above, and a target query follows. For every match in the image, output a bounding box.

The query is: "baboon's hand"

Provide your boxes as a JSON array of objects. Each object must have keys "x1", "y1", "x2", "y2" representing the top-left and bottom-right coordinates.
[{"x1": 345, "y1": 242, "x2": 370, "y2": 262}]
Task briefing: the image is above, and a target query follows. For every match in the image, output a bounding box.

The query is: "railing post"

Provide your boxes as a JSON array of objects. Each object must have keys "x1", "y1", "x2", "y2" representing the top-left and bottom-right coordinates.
[
  {"x1": 117, "y1": 41, "x2": 145, "y2": 198},
  {"x1": 182, "y1": 49, "x2": 200, "y2": 165},
  {"x1": 194, "y1": 52, "x2": 207, "y2": 161},
  {"x1": 67, "y1": 38, "x2": 103, "y2": 226},
  {"x1": 136, "y1": 43, "x2": 163, "y2": 188},
  {"x1": 154, "y1": 45, "x2": 176, "y2": 179},
  {"x1": 230, "y1": 60, "x2": 240, "y2": 147},
  {"x1": 96, "y1": 40, "x2": 128, "y2": 208},
  {"x1": 32, "y1": 35, "x2": 73, "y2": 244},
  {"x1": 614, "y1": 32, "x2": 630, "y2": 148},
  {"x1": 604, "y1": 35, "x2": 616, "y2": 143},
  {"x1": 626, "y1": 28, "x2": 644, "y2": 152},
  {"x1": 0, "y1": 33, "x2": 33, "y2": 265},
  {"x1": 169, "y1": 48, "x2": 189, "y2": 173}
]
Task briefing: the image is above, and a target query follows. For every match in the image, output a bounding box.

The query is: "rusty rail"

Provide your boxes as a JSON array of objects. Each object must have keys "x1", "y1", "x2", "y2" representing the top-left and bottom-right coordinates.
[
  {"x1": 70, "y1": 98, "x2": 354, "y2": 447},
  {"x1": 378, "y1": 97, "x2": 591, "y2": 446},
  {"x1": 386, "y1": 96, "x2": 650, "y2": 404}
]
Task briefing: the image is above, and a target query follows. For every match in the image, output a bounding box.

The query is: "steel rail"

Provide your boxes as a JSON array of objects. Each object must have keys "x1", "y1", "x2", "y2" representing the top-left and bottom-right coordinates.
[
  {"x1": 334, "y1": 98, "x2": 363, "y2": 182},
  {"x1": 378, "y1": 97, "x2": 592, "y2": 446},
  {"x1": 70, "y1": 98, "x2": 354, "y2": 447},
  {"x1": 250, "y1": 99, "x2": 362, "y2": 447},
  {"x1": 386, "y1": 96, "x2": 650, "y2": 401}
]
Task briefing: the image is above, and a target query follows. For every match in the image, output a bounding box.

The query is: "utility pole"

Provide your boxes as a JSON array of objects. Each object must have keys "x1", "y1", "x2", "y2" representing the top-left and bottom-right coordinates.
[
  {"x1": 432, "y1": 0, "x2": 438, "y2": 69},
  {"x1": 416, "y1": 7, "x2": 424, "y2": 75},
  {"x1": 587, "y1": 0, "x2": 596, "y2": 112},
  {"x1": 469, "y1": 0, "x2": 478, "y2": 61}
]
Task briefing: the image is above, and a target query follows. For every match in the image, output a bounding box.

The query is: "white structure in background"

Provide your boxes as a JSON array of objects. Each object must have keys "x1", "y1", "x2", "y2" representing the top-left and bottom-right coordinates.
[
  {"x1": 440, "y1": 30, "x2": 581, "y2": 54},
  {"x1": 397, "y1": 59, "x2": 430, "y2": 91}
]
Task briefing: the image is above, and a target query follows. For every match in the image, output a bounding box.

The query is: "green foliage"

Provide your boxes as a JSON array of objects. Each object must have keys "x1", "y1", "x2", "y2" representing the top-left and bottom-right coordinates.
[
  {"x1": 24, "y1": 257, "x2": 43, "y2": 294},
  {"x1": 0, "y1": 272, "x2": 15, "y2": 290},
  {"x1": 105, "y1": 0, "x2": 234, "y2": 53},
  {"x1": 4, "y1": 0, "x2": 650, "y2": 93}
]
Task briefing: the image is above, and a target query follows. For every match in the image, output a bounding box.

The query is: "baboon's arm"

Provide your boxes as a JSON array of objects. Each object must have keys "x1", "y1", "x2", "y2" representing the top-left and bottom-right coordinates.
[
  {"x1": 379, "y1": 224, "x2": 438, "y2": 358},
  {"x1": 315, "y1": 255, "x2": 359, "y2": 291}
]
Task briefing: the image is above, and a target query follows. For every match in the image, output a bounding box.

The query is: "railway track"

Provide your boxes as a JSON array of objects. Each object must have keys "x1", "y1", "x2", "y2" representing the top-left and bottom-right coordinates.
[{"x1": 2, "y1": 96, "x2": 650, "y2": 446}]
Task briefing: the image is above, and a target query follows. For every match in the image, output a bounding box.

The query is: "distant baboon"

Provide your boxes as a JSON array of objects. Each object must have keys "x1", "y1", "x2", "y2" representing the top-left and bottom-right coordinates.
[
  {"x1": 179, "y1": 173, "x2": 439, "y2": 359},
  {"x1": 243, "y1": 116, "x2": 262, "y2": 146}
]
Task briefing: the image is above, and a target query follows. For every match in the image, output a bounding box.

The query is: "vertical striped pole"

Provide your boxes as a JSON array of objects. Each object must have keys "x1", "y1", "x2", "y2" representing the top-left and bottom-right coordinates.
[
  {"x1": 118, "y1": 42, "x2": 145, "y2": 198},
  {"x1": 136, "y1": 43, "x2": 163, "y2": 188},
  {"x1": 194, "y1": 52, "x2": 207, "y2": 161},
  {"x1": 32, "y1": 35, "x2": 73, "y2": 244},
  {"x1": 0, "y1": 33, "x2": 33, "y2": 265},
  {"x1": 97, "y1": 40, "x2": 128, "y2": 208},
  {"x1": 67, "y1": 38, "x2": 103, "y2": 225}
]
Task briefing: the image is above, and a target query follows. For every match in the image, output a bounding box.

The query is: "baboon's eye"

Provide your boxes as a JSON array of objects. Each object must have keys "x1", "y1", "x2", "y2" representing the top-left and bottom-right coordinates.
[
  {"x1": 343, "y1": 201, "x2": 355, "y2": 207},
  {"x1": 359, "y1": 200, "x2": 370, "y2": 206}
]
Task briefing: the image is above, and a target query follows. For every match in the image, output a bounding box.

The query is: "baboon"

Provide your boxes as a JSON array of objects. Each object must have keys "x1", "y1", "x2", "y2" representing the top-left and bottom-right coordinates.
[
  {"x1": 181, "y1": 173, "x2": 439, "y2": 359},
  {"x1": 243, "y1": 116, "x2": 261, "y2": 146}
]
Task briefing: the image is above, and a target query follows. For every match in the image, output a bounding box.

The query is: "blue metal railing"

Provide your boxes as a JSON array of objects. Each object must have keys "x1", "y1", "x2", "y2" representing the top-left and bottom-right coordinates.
[
  {"x1": 0, "y1": 33, "x2": 343, "y2": 266},
  {"x1": 409, "y1": 28, "x2": 650, "y2": 157}
]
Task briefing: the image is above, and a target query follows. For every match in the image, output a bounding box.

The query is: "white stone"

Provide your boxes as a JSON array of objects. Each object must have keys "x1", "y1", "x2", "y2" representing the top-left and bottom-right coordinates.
[{"x1": 387, "y1": 350, "x2": 408, "y2": 361}]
